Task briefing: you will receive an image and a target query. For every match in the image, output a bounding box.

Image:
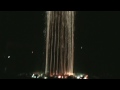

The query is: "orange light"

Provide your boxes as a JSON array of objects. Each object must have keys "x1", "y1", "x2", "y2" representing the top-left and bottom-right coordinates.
[
  {"x1": 84, "y1": 75, "x2": 88, "y2": 79},
  {"x1": 66, "y1": 72, "x2": 73, "y2": 76},
  {"x1": 58, "y1": 76, "x2": 61, "y2": 78}
]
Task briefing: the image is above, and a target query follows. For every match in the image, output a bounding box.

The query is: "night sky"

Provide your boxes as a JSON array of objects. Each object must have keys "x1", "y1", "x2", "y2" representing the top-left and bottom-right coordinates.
[{"x1": 0, "y1": 11, "x2": 120, "y2": 78}]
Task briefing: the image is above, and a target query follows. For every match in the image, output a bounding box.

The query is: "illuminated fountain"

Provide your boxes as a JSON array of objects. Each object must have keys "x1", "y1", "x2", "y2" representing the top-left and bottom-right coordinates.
[{"x1": 45, "y1": 11, "x2": 75, "y2": 77}]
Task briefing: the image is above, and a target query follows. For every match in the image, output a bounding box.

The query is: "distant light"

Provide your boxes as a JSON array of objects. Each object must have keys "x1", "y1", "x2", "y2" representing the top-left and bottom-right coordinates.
[
  {"x1": 37, "y1": 75, "x2": 40, "y2": 78},
  {"x1": 58, "y1": 76, "x2": 61, "y2": 78},
  {"x1": 44, "y1": 77, "x2": 47, "y2": 79},
  {"x1": 8, "y1": 56, "x2": 10, "y2": 58},
  {"x1": 81, "y1": 46, "x2": 83, "y2": 49},
  {"x1": 77, "y1": 76, "x2": 80, "y2": 79},
  {"x1": 80, "y1": 75, "x2": 83, "y2": 77},
  {"x1": 5, "y1": 67, "x2": 7, "y2": 71},
  {"x1": 32, "y1": 51, "x2": 33, "y2": 54},
  {"x1": 84, "y1": 75, "x2": 88, "y2": 79},
  {"x1": 84, "y1": 77, "x2": 87, "y2": 79},
  {"x1": 32, "y1": 74, "x2": 34, "y2": 78}
]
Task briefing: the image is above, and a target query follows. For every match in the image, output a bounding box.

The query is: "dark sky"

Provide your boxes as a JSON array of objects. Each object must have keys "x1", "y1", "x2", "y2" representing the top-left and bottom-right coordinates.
[
  {"x1": 0, "y1": 11, "x2": 45, "y2": 73},
  {"x1": 0, "y1": 11, "x2": 120, "y2": 77},
  {"x1": 75, "y1": 11, "x2": 120, "y2": 77}
]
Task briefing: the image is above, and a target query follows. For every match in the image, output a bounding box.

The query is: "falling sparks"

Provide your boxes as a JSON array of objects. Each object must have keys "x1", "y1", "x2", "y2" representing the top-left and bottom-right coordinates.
[{"x1": 45, "y1": 11, "x2": 75, "y2": 76}]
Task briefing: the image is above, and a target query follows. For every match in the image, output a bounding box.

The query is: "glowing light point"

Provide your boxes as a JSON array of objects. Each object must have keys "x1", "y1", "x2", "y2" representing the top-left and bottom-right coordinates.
[
  {"x1": 81, "y1": 46, "x2": 83, "y2": 49},
  {"x1": 84, "y1": 75, "x2": 88, "y2": 79},
  {"x1": 44, "y1": 77, "x2": 47, "y2": 79},
  {"x1": 77, "y1": 76, "x2": 80, "y2": 79},
  {"x1": 80, "y1": 74, "x2": 83, "y2": 77},
  {"x1": 8, "y1": 56, "x2": 10, "y2": 58},
  {"x1": 32, "y1": 51, "x2": 33, "y2": 54},
  {"x1": 58, "y1": 76, "x2": 61, "y2": 78}
]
